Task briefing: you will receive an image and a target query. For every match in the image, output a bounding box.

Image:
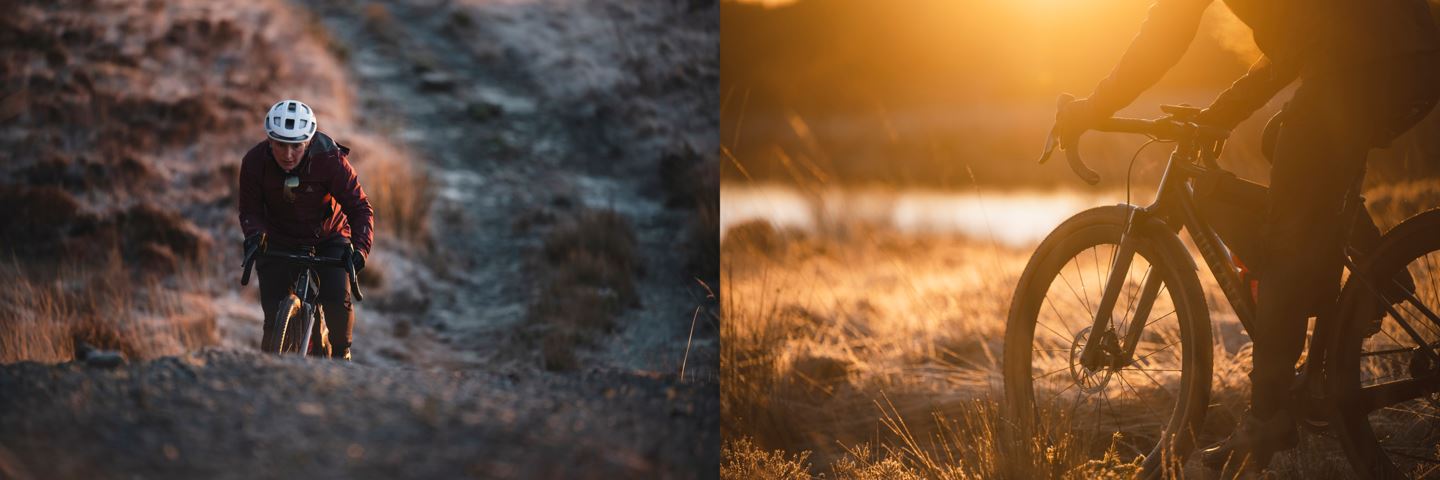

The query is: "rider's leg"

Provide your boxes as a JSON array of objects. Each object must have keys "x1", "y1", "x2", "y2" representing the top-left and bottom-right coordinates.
[
  {"x1": 1249, "y1": 93, "x2": 1370, "y2": 421},
  {"x1": 1203, "y1": 53, "x2": 1440, "y2": 472},
  {"x1": 1202, "y1": 85, "x2": 1370, "y2": 472},
  {"x1": 315, "y1": 240, "x2": 355, "y2": 360},
  {"x1": 1252, "y1": 54, "x2": 1440, "y2": 419}
]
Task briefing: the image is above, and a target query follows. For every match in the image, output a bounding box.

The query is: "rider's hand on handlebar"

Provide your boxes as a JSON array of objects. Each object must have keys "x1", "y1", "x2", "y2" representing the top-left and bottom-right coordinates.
[
  {"x1": 1193, "y1": 106, "x2": 1242, "y2": 132},
  {"x1": 1055, "y1": 96, "x2": 1110, "y2": 139},
  {"x1": 350, "y1": 250, "x2": 366, "y2": 272},
  {"x1": 244, "y1": 233, "x2": 267, "y2": 257}
]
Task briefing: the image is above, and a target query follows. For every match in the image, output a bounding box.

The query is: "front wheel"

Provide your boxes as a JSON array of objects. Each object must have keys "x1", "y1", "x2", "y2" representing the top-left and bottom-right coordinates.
[
  {"x1": 277, "y1": 297, "x2": 309, "y2": 356},
  {"x1": 263, "y1": 296, "x2": 301, "y2": 354},
  {"x1": 1003, "y1": 205, "x2": 1212, "y2": 478},
  {"x1": 1330, "y1": 209, "x2": 1440, "y2": 479}
]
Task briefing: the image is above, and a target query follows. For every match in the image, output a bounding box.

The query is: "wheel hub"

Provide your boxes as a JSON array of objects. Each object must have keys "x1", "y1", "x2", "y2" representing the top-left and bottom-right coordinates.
[{"x1": 1070, "y1": 326, "x2": 1115, "y2": 394}]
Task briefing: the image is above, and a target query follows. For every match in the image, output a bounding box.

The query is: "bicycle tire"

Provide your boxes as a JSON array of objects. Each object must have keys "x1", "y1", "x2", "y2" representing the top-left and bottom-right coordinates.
[
  {"x1": 277, "y1": 296, "x2": 307, "y2": 355},
  {"x1": 1329, "y1": 208, "x2": 1440, "y2": 479},
  {"x1": 1003, "y1": 205, "x2": 1212, "y2": 478},
  {"x1": 266, "y1": 296, "x2": 301, "y2": 354}
]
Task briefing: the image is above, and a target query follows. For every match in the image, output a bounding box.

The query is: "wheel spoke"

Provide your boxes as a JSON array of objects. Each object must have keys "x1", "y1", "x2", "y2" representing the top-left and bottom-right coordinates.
[
  {"x1": 1132, "y1": 364, "x2": 1177, "y2": 400},
  {"x1": 1056, "y1": 267, "x2": 1095, "y2": 320},
  {"x1": 1039, "y1": 293, "x2": 1075, "y2": 341},
  {"x1": 1075, "y1": 254, "x2": 1095, "y2": 314},
  {"x1": 1131, "y1": 338, "x2": 1182, "y2": 366},
  {"x1": 1045, "y1": 380, "x2": 1080, "y2": 405},
  {"x1": 1034, "y1": 364, "x2": 1072, "y2": 381},
  {"x1": 1357, "y1": 377, "x2": 1440, "y2": 413},
  {"x1": 1144, "y1": 308, "x2": 1176, "y2": 329}
]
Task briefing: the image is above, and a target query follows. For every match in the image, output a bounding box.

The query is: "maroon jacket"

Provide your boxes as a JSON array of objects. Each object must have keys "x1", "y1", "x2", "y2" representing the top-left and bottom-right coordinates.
[{"x1": 238, "y1": 131, "x2": 374, "y2": 256}]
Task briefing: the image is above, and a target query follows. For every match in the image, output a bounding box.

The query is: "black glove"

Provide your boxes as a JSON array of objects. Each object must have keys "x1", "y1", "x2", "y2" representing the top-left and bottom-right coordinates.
[
  {"x1": 1056, "y1": 97, "x2": 1108, "y2": 138},
  {"x1": 243, "y1": 233, "x2": 266, "y2": 258},
  {"x1": 350, "y1": 250, "x2": 366, "y2": 272}
]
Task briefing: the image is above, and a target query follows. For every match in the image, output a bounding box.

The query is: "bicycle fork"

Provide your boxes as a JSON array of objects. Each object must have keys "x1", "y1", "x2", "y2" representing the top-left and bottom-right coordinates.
[
  {"x1": 295, "y1": 270, "x2": 317, "y2": 356},
  {"x1": 1079, "y1": 181, "x2": 1256, "y2": 372},
  {"x1": 1079, "y1": 208, "x2": 1167, "y2": 371}
]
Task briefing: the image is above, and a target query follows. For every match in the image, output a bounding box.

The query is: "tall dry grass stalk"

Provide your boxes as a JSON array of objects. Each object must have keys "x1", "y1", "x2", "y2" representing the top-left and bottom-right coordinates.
[
  {"x1": 344, "y1": 132, "x2": 434, "y2": 249},
  {"x1": 0, "y1": 251, "x2": 217, "y2": 364}
]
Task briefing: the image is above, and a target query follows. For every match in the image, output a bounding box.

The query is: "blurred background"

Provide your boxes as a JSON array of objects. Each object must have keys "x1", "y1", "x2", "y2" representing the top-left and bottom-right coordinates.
[{"x1": 723, "y1": 0, "x2": 1440, "y2": 190}]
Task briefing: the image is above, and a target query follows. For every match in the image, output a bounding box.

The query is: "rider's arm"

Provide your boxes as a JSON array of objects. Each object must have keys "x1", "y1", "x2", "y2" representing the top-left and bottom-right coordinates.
[
  {"x1": 1086, "y1": 0, "x2": 1213, "y2": 117},
  {"x1": 1196, "y1": 56, "x2": 1299, "y2": 129},
  {"x1": 329, "y1": 150, "x2": 374, "y2": 256},
  {"x1": 238, "y1": 148, "x2": 268, "y2": 238}
]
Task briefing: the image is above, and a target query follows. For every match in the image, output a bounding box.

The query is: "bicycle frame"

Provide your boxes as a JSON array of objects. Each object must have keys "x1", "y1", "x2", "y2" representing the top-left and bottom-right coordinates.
[
  {"x1": 1075, "y1": 124, "x2": 1440, "y2": 413},
  {"x1": 1078, "y1": 131, "x2": 1257, "y2": 370},
  {"x1": 239, "y1": 241, "x2": 364, "y2": 357}
]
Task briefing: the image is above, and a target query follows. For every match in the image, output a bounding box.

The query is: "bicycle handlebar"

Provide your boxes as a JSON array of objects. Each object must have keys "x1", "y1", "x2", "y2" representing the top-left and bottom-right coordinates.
[
  {"x1": 1039, "y1": 93, "x2": 1229, "y2": 185},
  {"x1": 240, "y1": 242, "x2": 364, "y2": 302}
]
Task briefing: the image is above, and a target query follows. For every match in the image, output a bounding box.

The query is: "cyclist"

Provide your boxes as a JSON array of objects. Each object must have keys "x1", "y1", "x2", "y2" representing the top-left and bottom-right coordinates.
[
  {"x1": 1055, "y1": 0, "x2": 1440, "y2": 472},
  {"x1": 238, "y1": 99, "x2": 373, "y2": 361}
]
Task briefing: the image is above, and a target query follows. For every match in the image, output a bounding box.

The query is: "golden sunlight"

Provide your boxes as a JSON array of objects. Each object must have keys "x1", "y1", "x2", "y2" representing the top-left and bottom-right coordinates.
[{"x1": 728, "y1": 0, "x2": 798, "y2": 8}]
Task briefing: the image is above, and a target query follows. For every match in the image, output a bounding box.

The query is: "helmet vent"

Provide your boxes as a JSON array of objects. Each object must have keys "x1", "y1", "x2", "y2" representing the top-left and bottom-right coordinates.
[{"x1": 264, "y1": 99, "x2": 319, "y2": 143}]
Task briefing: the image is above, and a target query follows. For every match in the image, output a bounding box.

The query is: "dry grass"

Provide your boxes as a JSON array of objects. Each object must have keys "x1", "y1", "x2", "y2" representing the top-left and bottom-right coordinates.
[
  {"x1": 0, "y1": 251, "x2": 217, "y2": 364},
  {"x1": 718, "y1": 181, "x2": 1440, "y2": 479},
  {"x1": 721, "y1": 226, "x2": 1029, "y2": 467},
  {"x1": 343, "y1": 132, "x2": 434, "y2": 249},
  {"x1": 526, "y1": 209, "x2": 641, "y2": 371},
  {"x1": 721, "y1": 437, "x2": 812, "y2": 479}
]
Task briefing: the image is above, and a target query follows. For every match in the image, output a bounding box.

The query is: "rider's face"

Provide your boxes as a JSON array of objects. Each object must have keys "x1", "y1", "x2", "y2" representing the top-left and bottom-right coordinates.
[{"x1": 269, "y1": 139, "x2": 309, "y2": 172}]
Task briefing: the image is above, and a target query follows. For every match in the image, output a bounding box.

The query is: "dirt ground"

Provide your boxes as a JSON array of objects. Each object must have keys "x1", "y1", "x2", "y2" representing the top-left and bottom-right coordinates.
[{"x1": 0, "y1": 349, "x2": 717, "y2": 479}]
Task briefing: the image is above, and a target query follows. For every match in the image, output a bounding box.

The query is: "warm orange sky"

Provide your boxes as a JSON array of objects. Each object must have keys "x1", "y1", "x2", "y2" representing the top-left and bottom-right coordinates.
[
  {"x1": 720, "y1": 0, "x2": 1268, "y2": 186},
  {"x1": 723, "y1": 0, "x2": 1257, "y2": 111}
]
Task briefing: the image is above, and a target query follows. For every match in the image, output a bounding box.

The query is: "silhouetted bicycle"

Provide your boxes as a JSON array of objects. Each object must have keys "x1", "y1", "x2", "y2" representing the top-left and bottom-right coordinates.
[
  {"x1": 1002, "y1": 94, "x2": 1440, "y2": 479},
  {"x1": 240, "y1": 240, "x2": 364, "y2": 358}
]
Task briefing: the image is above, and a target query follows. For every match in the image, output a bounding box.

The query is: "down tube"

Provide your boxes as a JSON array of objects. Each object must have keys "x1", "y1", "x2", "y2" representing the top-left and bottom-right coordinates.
[{"x1": 1174, "y1": 183, "x2": 1257, "y2": 333}]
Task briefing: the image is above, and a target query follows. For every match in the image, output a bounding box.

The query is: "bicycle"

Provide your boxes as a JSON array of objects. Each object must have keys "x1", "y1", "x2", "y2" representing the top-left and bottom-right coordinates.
[
  {"x1": 1002, "y1": 94, "x2": 1440, "y2": 478},
  {"x1": 240, "y1": 239, "x2": 365, "y2": 358}
]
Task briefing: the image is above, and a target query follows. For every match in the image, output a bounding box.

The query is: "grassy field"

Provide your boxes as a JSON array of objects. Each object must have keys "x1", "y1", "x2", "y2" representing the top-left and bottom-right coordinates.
[{"x1": 721, "y1": 180, "x2": 1440, "y2": 479}]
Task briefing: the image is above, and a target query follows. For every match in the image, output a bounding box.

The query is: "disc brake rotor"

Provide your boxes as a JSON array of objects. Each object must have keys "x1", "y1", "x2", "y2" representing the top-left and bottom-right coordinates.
[{"x1": 1070, "y1": 326, "x2": 1115, "y2": 395}]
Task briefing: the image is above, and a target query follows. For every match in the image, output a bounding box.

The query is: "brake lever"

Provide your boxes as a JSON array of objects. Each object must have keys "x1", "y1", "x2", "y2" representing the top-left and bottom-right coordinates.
[
  {"x1": 1038, "y1": 124, "x2": 1060, "y2": 165},
  {"x1": 240, "y1": 241, "x2": 260, "y2": 286},
  {"x1": 1042, "y1": 93, "x2": 1101, "y2": 185},
  {"x1": 345, "y1": 245, "x2": 364, "y2": 302},
  {"x1": 240, "y1": 253, "x2": 256, "y2": 286},
  {"x1": 1064, "y1": 144, "x2": 1102, "y2": 186}
]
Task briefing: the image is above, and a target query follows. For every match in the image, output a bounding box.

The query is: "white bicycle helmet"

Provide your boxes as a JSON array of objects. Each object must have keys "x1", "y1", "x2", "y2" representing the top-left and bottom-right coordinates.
[{"x1": 264, "y1": 99, "x2": 318, "y2": 143}]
